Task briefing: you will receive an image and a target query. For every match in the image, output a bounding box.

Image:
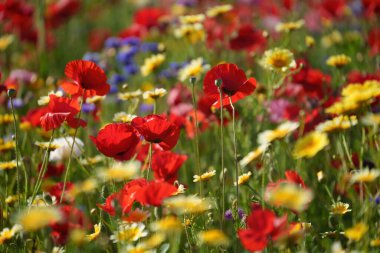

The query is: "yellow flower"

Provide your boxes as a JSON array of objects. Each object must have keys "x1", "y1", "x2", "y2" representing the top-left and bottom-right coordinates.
[
  {"x1": 179, "y1": 14, "x2": 205, "y2": 24},
  {"x1": 118, "y1": 90, "x2": 142, "y2": 100},
  {"x1": 80, "y1": 155, "x2": 103, "y2": 166},
  {"x1": 27, "y1": 193, "x2": 57, "y2": 207},
  {"x1": 113, "y1": 112, "x2": 137, "y2": 123},
  {"x1": 97, "y1": 161, "x2": 140, "y2": 182},
  {"x1": 69, "y1": 178, "x2": 98, "y2": 198},
  {"x1": 361, "y1": 113, "x2": 380, "y2": 126},
  {"x1": 316, "y1": 115, "x2": 357, "y2": 133},
  {"x1": 261, "y1": 48, "x2": 296, "y2": 73},
  {"x1": 275, "y1": 20, "x2": 304, "y2": 33},
  {"x1": 0, "y1": 34, "x2": 14, "y2": 51},
  {"x1": 37, "y1": 90, "x2": 63, "y2": 106},
  {"x1": 110, "y1": 223, "x2": 148, "y2": 243},
  {"x1": 143, "y1": 88, "x2": 167, "y2": 100},
  {"x1": 19, "y1": 122, "x2": 32, "y2": 131},
  {"x1": 0, "y1": 140, "x2": 15, "y2": 152},
  {"x1": 85, "y1": 223, "x2": 101, "y2": 242},
  {"x1": 305, "y1": 36, "x2": 315, "y2": 47},
  {"x1": 235, "y1": 171, "x2": 252, "y2": 186},
  {"x1": 178, "y1": 58, "x2": 208, "y2": 82},
  {"x1": 265, "y1": 183, "x2": 313, "y2": 212},
  {"x1": 150, "y1": 216, "x2": 182, "y2": 233},
  {"x1": 344, "y1": 222, "x2": 368, "y2": 241},
  {"x1": 292, "y1": 131, "x2": 329, "y2": 159},
  {"x1": 0, "y1": 114, "x2": 15, "y2": 125},
  {"x1": 164, "y1": 195, "x2": 212, "y2": 215},
  {"x1": 0, "y1": 160, "x2": 17, "y2": 170},
  {"x1": 325, "y1": 100, "x2": 359, "y2": 115},
  {"x1": 326, "y1": 54, "x2": 351, "y2": 68},
  {"x1": 193, "y1": 170, "x2": 216, "y2": 182},
  {"x1": 330, "y1": 202, "x2": 351, "y2": 215},
  {"x1": 371, "y1": 238, "x2": 380, "y2": 247},
  {"x1": 35, "y1": 141, "x2": 61, "y2": 151},
  {"x1": 198, "y1": 229, "x2": 230, "y2": 247},
  {"x1": 5, "y1": 194, "x2": 22, "y2": 204},
  {"x1": 141, "y1": 54, "x2": 165, "y2": 76},
  {"x1": 139, "y1": 233, "x2": 166, "y2": 250},
  {"x1": 206, "y1": 4, "x2": 233, "y2": 17},
  {"x1": 0, "y1": 225, "x2": 22, "y2": 245},
  {"x1": 239, "y1": 144, "x2": 268, "y2": 168},
  {"x1": 174, "y1": 23, "x2": 205, "y2": 44},
  {"x1": 17, "y1": 207, "x2": 62, "y2": 232},
  {"x1": 258, "y1": 121, "x2": 299, "y2": 145},
  {"x1": 350, "y1": 169, "x2": 380, "y2": 184},
  {"x1": 321, "y1": 30, "x2": 343, "y2": 48}
]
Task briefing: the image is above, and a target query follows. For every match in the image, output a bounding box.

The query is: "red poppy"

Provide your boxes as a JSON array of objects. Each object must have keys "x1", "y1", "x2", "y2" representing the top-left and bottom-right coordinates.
[
  {"x1": 362, "y1": 0, "x2": 380, "y2": 18},
  {"x1": 46, "y1": 182, "x2": 74, "y2": 203},
  {"x1": 239, "y1": 205, "x2": 289, "y2": 252},
  {"x1": 45, "y1": 0, "x2": 81, "y2": 29},
  {"x1": 184, "y1": 109, "x2": 210, "y2": 139},
  {"x1": 37, "y1": 163, "x2": 65, "y2": 178},
  {"x1": 133, "y1": 7, "x2": 166, "y2": 30},
  {"x1": 151, "y1": 151, "x2": 187, "y2": 183},
  {"x1": 229, "y1": 24, "x2": 266, "y2": 52},
  {"x1": 40, "y1": 94, "x2": 86, "y2": 131},
  {"x1": 50, "y1": 205, "x2": 89, "y2": 245},
  {"x1": 318, "y1": 0, "x2": 347, "y2": 20},
  {"x1": 285, "y1": 170, "x2": 306, "y2": 188},
  {"x1": 22, "y1": 106, "x2": 49, "y2": 127},
  {"x1": 98, "y1": 178, "x2": 148, "y2": 216},
  {"x1": 90, "y1": 123, "x2": 140, "y2": 161},
  {"x1": 131, "y1": 115, "x2": 180, "y2": 150},
  {"x1": 368, "y1": 28, "x2": 380, "y2": 56},
  {"x1": 61, "y1": 60, "x2": 110, "y2": 98},
  {"x1": 135, "y1": 181, "x2": 177, "y2": 207},
  {"x1": 203, "y1": 63, "x2": 257, "y2": 108}
]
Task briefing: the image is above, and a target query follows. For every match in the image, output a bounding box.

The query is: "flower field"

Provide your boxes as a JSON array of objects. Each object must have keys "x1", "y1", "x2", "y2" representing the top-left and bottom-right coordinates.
[{"x1": 1, "y1": 0, "x2": 380, "y2": 252}]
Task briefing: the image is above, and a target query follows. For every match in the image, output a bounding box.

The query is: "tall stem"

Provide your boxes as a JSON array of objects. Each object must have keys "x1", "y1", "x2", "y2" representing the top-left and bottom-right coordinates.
[
  {"x1": 228, "y1": 96, "x2": 239, "y2": 209},
  {"x1": 190, "y1": 78, "x2": 201, "y2": 196},
  {"x1": 30, "y1": 129, "x2": 55, "y2": 207},
  {"x1": 60, "y1": 97, "x2": 84, "y2": 203},
  {"x1": 217, "y1": 86, "x2": 225, "y2": 228},
  {"x1": 10, "y1": 97, "x2": 21, "y2": 208},
  {"x1": 146, "y1": 99, "x2": 157, "y2": 180}
]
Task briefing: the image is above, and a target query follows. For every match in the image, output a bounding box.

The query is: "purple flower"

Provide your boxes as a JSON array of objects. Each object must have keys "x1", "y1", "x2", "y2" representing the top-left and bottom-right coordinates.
[
  {"x1": 225, "y1": 208, "x2": 245, "y2": 221},
  {"x1": 8, "y1": 98, "x2": 24, "y2": 109}
]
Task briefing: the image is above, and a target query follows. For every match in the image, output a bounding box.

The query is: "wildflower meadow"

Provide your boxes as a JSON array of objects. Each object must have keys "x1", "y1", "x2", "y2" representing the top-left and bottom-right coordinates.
[{"x1": 1, "y1": 0, "x2": 380, "y2": 252}]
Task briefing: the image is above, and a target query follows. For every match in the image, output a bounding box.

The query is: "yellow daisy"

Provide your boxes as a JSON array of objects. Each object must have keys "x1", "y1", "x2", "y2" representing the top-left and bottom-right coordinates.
[
  {"x1": 258, "y1": 121, "x2": 299, "y2": 145},
  {"x1": 344, "y1": 222, "x2": 368, "y2": 241},
  {"x1": 330, "y1": 202, "x2": 351, "y2": 215},
  {"x1": 198, "y1": 229, "x2": 230, "y2": 247},
  {"x1": 193, "y1": 170, "x2": 216, "y2": 182},
  {"x1": 350, "y1": 169, "x2": 380, "y2": 184},
  {"x1": 141, "y1": 54, "x2": 165, "y2": 76},
  {"x1": 326, "y1": 54, "x2": 351, "y2": 68},
  {"x1": 316, "y1": 115, "x2": 357, "y2": 133},
  {"x1": 292, "y1": 131, "x2": 329, "y2": 159},
  {"x1": 239, "y1": 144, "x2": 268, "y2": 168},
  {"x1": 261, "y1": 48, "x2": 296, "y2": 73}
]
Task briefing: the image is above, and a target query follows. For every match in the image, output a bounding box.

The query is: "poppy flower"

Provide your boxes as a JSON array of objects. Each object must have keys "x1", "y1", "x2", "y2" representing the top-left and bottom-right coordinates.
[
  {"x1": 133, "y1": 7, "x2": 166, "y2": 30},
  {"x1": 90, "y1": 123, "x2": 140, "y2": 161},
  {"x1": 285, "y1": 170, "x2": 306, "y2": 188},
  {"x1": 47, "y1": 182, "x2": 74, "y2": 203},
  {"x1": 229, "y1": 24, "x2": 266, "y2": 52},
  {"x1": 151, "y1": 151, "x2": 187, "y2": 183},
  {"x1": 23, "y1": 106, "x2": 50, "y2": 127},
  {"x1": 131, "y1": 115, "x2": 180, "y2": 150},
  {"x1": 40, "y1": 94, "x2": 86, "y2": 131},
  {"x1": 50, "y1": 205, "x2": 88, "y2": 245},
  {"x1": 61, "y1": 60, "x2": 110, "y2": 98},
  {"x1": 135, "y1": 181, "x2": 177, "y2": 207},
  {"x1": 98, "y1": 178, "x2": 148, "y2": 216},
  {"x1": 45, "y1": 0, "x2": 81, "y2": 29},
  {"x1": 368, "y1": 28, "x2": 380, "y2": 56},
  {"x1": 203, "y1": 63, "x2": 256, "y2": 108},
  {"x1": 238, "y1": 206, "x2": 289, "y2": 252}
]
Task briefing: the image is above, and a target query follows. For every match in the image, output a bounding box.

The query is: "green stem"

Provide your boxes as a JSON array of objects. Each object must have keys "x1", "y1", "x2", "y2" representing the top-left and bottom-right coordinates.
[
  {"x1": 60, "y1": 97, "x2": 84, "y2": 203},
  {"x1": 190, "y1": 79, "x2": 202, "y2": 197},
  {"x1": 228, "y1": 96, "x2": 239, "y2": 210},
  {"x1": 30, "y1": 129, "x2": 55, "y2": 206},
  {"x1": 10, "y1": 97, "x2": 21, "y2": 208},
  {"x1": 217, "y1": 86, "x2": 225, "y2": 229}
]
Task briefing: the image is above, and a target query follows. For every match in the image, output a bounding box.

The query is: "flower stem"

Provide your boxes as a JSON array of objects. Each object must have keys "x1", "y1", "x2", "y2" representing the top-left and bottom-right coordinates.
[
  {"x1": 190, "y1": 79, "x2": 201, "y2": 197},
  {"x1": 216, "y1": 86, "x2": 225, "y2": 228},
  {"x1": 10, "y1": 97, "x2": 21, "y2": 208},
  {"x1": 30, "y1": 129, "x2": 55, "y2": 207},
  {"x1": 60, "y1": 97, "x2": 84, "y2": 203},
  {"x1": 228, "y1": 96, "x2": 239, "y2": 213}
]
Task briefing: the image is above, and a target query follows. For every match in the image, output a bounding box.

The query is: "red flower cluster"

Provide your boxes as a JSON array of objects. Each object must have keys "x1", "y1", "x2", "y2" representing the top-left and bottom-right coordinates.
[{"x1": 151, "y1": 151, "x2": 187, "y2": 183}]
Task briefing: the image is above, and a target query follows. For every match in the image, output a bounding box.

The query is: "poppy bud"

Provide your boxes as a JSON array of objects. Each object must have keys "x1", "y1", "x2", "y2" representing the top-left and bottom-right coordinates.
[
  {"x1": 215, "y1": 79, "x2": 222, "y2": 87},
  {"x1": 7, "y1": 89, "x2": 17, "y2": 98},
  {"x1": 189, "y1": 76, "x2": 197, "y2": 85}
]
